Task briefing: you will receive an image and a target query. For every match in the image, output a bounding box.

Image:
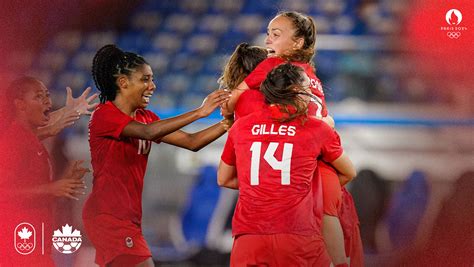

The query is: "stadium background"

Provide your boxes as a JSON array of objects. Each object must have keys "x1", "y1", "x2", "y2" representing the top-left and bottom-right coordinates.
[{"x1": 0, "y1": 0, "x2": 472, "y2": 266}]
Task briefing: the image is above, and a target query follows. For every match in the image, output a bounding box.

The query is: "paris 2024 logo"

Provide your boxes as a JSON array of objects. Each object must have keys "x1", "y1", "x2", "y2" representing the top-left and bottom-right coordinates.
[{"x1": 441, "y1": 9, "x2": 468, "y2": 39}]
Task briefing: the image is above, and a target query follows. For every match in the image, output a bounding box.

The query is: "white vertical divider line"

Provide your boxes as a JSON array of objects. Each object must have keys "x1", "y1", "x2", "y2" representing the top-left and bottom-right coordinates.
[{"x1": 42, "y1": 222, "x2": 44, "y2": 255}]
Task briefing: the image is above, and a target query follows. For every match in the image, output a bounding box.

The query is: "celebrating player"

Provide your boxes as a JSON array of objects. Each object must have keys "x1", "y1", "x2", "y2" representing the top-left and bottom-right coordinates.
[
  {"x1": 0, "y1": 76, "x2": 91, "y2": 266},
  {"x1": 82, "y1": 44, "x2": 230, "y2": 267},
  {"x1": 218, "y1": 63, "x2": 356, "y2": 266}
]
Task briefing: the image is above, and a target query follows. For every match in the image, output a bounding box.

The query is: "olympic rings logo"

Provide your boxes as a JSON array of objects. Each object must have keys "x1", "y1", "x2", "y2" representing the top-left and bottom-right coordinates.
[
  {"x1": 447, "y1": 32, "x2": 461, "y2": 39},
  {"x1": 17, "y1": 242, "x2": 34, "y2": 251}
]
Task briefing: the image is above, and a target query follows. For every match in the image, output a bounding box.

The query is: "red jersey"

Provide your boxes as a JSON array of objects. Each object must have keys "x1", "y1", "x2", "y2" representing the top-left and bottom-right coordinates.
[
  {"x1": 238, "y1": 57, "x2": 327, "y2": 119},
  {"x1": 83, "y1": 101, "x2": 160, "y2": 225},
  {"x1": 221, "y1": 105, "x2": 343, "y2": 236},
  {"x1": 339, "y1": 187, "x2": 364, "y2": 267},
  {"x1": 0, "y1": 121, "x2": 54, "y2": 265}
]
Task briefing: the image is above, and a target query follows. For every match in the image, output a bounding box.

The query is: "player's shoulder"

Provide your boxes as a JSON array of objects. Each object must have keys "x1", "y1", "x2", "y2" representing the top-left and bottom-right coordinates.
[
  {"x1": 92, "y1": 102, "x2": 115, "y2": 116},
  {"x1": 304, "y1": 117, "x2": 333, "y2": 135},
  {"x1": 135, "y1": 108, "x2": 160, "y2": 124},
  {"x1": 256, "y1": 57, "x2": 286, "y2": 69},
  {"x1": 229, "y1": 110, "x2": 267, "y2": 134}
]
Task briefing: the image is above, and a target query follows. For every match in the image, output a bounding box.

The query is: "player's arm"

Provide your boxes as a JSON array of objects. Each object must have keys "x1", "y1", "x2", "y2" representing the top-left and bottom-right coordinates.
[
  {"x1": 221, "y1": 81, "x2": 249, "y2": 118},
  {"x1": 160, "y1": 122, "x2": 227, "y2": 152},
  {"x1": 330, "y1": 152, "x2": 356, "y2": 186},
  {"x1": 121, "y1": 90, "x2": 229, "y2": 141},
  {"x1": 37, "y1": 87, "x2": 98, "y2": 140},
  {"x1": 1, "y1": 161, "x2": 89, "y2": 201},
  {"x1": 217, "y1": 160, "x2": 238, "y2": 189},
  {"x1": 322, "y1": 115, "x2": 335, "y2": 129}
]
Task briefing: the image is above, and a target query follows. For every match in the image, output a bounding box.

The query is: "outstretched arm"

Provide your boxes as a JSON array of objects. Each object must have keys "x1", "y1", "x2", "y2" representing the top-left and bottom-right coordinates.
[
  {"x1": 121, "y1": 89, "x2": 230, "y2": 141},
  {"x1": 161, "y1": 120, "x2": 228, "y2": 152},
  {"x1": 217, "y1": 160, "x2": 238, "y2": 189},
  {"x1": 37, "y1": 87, "x2": 99, "y2": 140}
]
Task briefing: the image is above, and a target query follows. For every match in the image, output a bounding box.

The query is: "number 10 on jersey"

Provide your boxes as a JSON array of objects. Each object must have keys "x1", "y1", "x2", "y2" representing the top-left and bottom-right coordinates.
[{"x1": 250, "y1": 142, "x2": 293, "y2": 186}]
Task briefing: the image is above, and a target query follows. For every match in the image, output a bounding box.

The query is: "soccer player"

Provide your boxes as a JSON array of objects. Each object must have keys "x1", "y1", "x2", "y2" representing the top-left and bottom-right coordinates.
[
  {"x1": 218, "y1": 42, "x2": 268, "y2": 121},
  {"x1": 222, "y1": 12, "x2": 356, "y2": 265},
  {"x1": 0, "y1": 76, "x2": 92, "y2": 266},
  {"x1": 220, "y1": 11, "x2": 358, "y2": 266},
  {"x1": 82, "y1": 44, "x2": 230, "y2": 267},
  {"x1": 218, "y1": 63, "x2": 356, "y2": 266}
]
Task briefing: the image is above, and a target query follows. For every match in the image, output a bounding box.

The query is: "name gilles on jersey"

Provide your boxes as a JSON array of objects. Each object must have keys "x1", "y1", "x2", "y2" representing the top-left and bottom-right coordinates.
[{"x1": 251, "y1": 124, "x2": 296, "y2": 136}]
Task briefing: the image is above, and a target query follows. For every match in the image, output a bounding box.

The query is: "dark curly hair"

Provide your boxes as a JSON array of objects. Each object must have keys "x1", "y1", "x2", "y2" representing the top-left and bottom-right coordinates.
[{"x1": 91, "y1": 44, "x2": 148, "y2": 103}]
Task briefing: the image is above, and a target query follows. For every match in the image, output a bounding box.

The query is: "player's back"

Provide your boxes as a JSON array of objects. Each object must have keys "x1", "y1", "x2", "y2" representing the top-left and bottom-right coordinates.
[{"x1": 228, "y1": 106, "x2": 339, "y2": 236}]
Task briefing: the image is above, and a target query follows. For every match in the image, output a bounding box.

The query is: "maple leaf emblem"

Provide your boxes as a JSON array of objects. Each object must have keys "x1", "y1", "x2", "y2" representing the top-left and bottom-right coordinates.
[
  {"x1": 53, "y1": 224, "x2": 81, "y2": 237},
  {"x1": 18, "y1": 227, "x2": 32, "y2": 241}
]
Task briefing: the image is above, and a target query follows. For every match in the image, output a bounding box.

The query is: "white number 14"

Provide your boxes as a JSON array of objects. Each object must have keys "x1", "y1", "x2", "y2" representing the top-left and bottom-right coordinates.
[{"x1": 250, "y1": 142, "x2": 293, "y2": 185}]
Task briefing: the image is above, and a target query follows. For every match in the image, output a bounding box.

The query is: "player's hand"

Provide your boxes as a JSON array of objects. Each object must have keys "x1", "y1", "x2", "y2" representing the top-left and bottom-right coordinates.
[
  {"x1": 65, "y1": 86, "x2": 99, "y2": 116},
  {"x1": 46, "y1": 108, "x2": 81, "y2": 136},
  {"x1": 221, "y1": 118, "x2": 234, "y2": 131},
  {"x1": 220, "y1": 102, "x2": 234, "y2": 118},
  {"x1": 48, "y1": 178, "x2": 86, "y2": 200},
  {"x1": 197, "y1": 89, "x2": 231, "y2": 118},
  {"x1": 63, "y1": 160, "x2": 90, "y2": 181}
]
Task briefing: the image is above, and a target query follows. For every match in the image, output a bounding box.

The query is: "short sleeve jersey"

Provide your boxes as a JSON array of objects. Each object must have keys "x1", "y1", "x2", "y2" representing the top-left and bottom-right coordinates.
[
  {"x1": 221, "y1": 105, "x2": 342, "y2": 236},
  {"x1": 238, "y1": 57, "x2": 327, "y2": 119},
  {"x1": 83, "y1": 101, "x2": 160, "y2": 224},
  {"x1": 0, "y1": 121, "x2": 54, "y2": 259}
]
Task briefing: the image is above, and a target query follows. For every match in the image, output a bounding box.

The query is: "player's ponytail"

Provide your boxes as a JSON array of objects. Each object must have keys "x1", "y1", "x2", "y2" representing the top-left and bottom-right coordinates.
[
  {"x1": 260, "y1": 63, "x2": 313, "y2": 122},
  {"x1": 92, "y1": 44, "x2": 148, "y2": 103}
]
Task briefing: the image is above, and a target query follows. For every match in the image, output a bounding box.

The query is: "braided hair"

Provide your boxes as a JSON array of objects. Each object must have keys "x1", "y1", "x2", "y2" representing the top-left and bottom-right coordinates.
[
  {"x1": 218, "y1": 42, "x2": 268, "y2": 90},
  {"x1": 260, "y1": 63, "x2": 314, "y2": 122},
  {"x1": 91, "y1": 44, "x2": 148, "y2": 103},
  {"x1": 277, "y1": 11, "x2": 317, "y2": 64}
]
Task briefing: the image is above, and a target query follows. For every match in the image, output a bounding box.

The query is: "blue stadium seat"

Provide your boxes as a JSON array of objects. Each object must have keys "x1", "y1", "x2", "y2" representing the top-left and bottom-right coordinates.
[
  {"x1": 83, "y1": 31, "x2": 117, "y2": 51},
  {"x1": 232, "y1": 14, "x2": 265, "y2": 36},
  {"x1": 130, "y1": 11, "x2": 162, "y2": 33},
  {"x1": 152, "y1": 33, "x2": 183, "y2": 55},
  {"x1": 117, "y1": 31, "x2": 151, "y2": 53},
  {"x1": 210, "y1": 0, "x2": 243, "y2": 15},
  {"x1": 163, "y1": 13, "x2": 196, "y2": 35},
  {"x1": 69, "y1": 50, "x2": 96, "y2": 72},
  {"x1": 170, "y1": 53, "x2": 204, "y2": 75},
  {"x1": 54, "y1": 71, "x2": 88, "y2": 92},
  {"x1": 142, "y1": 52, "x2": 170, "y2": 75},
  {"x1": 179, "y1": 0, "x2": 209, "y2": 15},
  {"x1": 191, "y1": 75, "x2": 219, "y2": 94},
  {"x1": 196, "y1": 14, "x2": 230, "y2": 36},
  {"x1": 184, "y1": 34, "x2": 218, "y2": 56}
]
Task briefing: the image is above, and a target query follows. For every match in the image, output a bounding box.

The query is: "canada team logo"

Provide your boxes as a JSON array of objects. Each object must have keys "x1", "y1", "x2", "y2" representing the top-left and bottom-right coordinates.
[
  {"x1": 52, "y1": 224, "x2": 82, "y2": 254},
  {"x1": 440, "y1": 8, "x2": 468, "y2": 39},
  {"x1": 14, "y1": 223, "x2": 36, "y2": 255}
]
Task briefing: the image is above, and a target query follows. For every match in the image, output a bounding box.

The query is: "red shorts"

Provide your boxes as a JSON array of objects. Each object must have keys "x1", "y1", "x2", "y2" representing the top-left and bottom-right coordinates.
[
  {"x1": 339, "y1": 188, "x2": 364, "y2": 267},
  {"x1": 83, "y1": 214, "x2": 152, "y2": 267},
  {"x1": 320, "y1": 161, "x2": 342, "y2": 216},
  {"x1": 230, "y1": 233, "x2": 331, "y2": 267}
]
